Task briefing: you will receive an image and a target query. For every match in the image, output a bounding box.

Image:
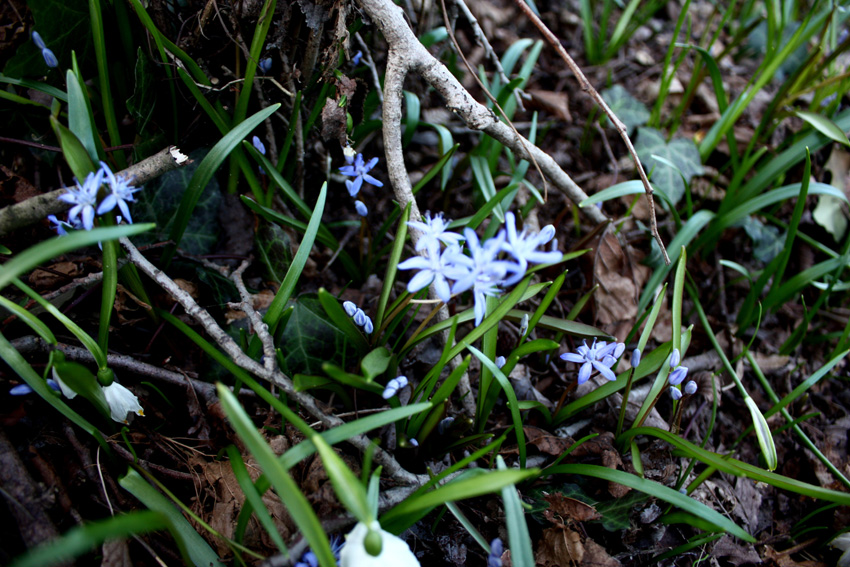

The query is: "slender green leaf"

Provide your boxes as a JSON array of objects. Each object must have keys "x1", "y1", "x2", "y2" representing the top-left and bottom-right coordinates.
[
  {"x1": 264, "y1": 181, "x2": 326, "y2": 331},
  {"x1": 0, "y1": 224, "x2": 153, "y2": 292},
  {"x1": 10, "y1": 511, "x2": 171, "y2": 567},
  {"x1": 796, "y1": 111, "x2": 850, "y2": 147},
  {"x1": 544, "y1": 463, "x2": 754, "y2": 541},
  {"x1": 217, "y1": 385, "x2": 335, "y2": 567},
  {"x1": 497, "y1": 456, "x2": 534, "y2": 567},
  {"x1": 120, "y1": 469, "x2": 224, "y2": 567}
]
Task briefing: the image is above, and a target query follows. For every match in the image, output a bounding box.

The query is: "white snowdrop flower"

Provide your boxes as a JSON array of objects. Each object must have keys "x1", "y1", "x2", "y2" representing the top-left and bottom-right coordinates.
[
  {"x1": 339, "y1": 521, "x2": 420, "y2": 567},
  {"x1": 51, "y1": 367, "x2": 78, "y2": 399},
  {"x1": 102, "y1": 381, "x2": 144, "y2": 424}
]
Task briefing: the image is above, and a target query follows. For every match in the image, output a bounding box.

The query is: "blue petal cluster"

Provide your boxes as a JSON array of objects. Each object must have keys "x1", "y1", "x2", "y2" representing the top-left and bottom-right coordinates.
[
  {"x1": 398, "y1": 211, "x2": 561, "y2": 325},
  {"x1": 382, "y1": 375, "x2": 408, "y2": 399},
  {"x1": 560, "y1": 338, "x2": 625, "y2": 384},
  {"x1": 54, "y1": 162, "x2": 139, "y2": 232},
  {"x1": 667, "y1": 348, "x2": 692, "y2": 399},
  {"x1": 343, "y1": 301, "x2": 374, "y2": 334}
]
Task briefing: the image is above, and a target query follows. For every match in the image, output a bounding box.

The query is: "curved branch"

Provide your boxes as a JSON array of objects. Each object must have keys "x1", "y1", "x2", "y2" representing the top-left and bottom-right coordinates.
[{"x1": 356, "y1": 0, "x2": 607, "y2": 224}]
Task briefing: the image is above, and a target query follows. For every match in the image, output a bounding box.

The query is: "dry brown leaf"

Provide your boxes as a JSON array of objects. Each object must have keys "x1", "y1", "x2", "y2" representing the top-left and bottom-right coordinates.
[
  {"x1": 174, "y1": 278, "x2": 199, "y2": 298},
  {"x1": 543, "y1": 492, "x2": 601, "y2": 523},
  {"x1": 535, "y1": 527, "x2": 584, "y2": 567},
  {"x1": 594, "y1": 232, "x2": 637, "y2": 329},
  {"x1": 527, "y1": 90, "x2": 571, "y2": 123},
  {"x1": 30, "y1": 261, "x2": 80, "y2": 290},
  {"x1": 764, "y1": 545, "x2": 828, "y2": 567},
  {"x1": 581, "y1": 538, "x2": 621, "y2": 567},
  {"x1": 321, "y1": 96, "x2": 348, "y2": 145},
  {"x1": 101, "y1": 539, "x2": 132, "y2": 567}
]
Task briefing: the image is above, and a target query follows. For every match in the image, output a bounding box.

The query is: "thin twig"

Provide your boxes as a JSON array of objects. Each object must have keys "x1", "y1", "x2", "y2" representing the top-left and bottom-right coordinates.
[
  {"x1": 439, "y1": 0, "x2": 548, "y2": 200},
  {"x1": 230, "y1": 259, "x2": 277, "y2": 373},
  {"x1": 354, "y1": 32, "x2": 384, "y2": 104},
  {"x1": 451, "y1": 0, "x2": 524, "y2": 110},
  {"x1": 119, "y1": 237, "x2": 425, "y2": 487},
  {"x1": 509, "y1": 0, "x2": 670, "y2": 265}
]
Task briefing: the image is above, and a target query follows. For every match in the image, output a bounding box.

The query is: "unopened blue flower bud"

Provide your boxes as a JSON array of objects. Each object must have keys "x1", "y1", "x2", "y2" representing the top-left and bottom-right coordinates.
[
  {"x1": 352, "y1": 50, "x2": 363, "y2": 66},
  {"x1": 669, "y1": 365, "x2": 689, "y2": 386},
  {"x1": 42, "y1": 48, "x2": 58, "y2": 68},
  {"x1": 438, "y1": 416, "x2": 455, "y2": 435},
  {"x1": 363, "y1": 316, "x2": 374, "y2": 334},
  {"x1": 32, "y1": 30, "x2": 46, "y2": 50},
  {"x1": 252, "y1": 136, "x2": 266, "y2": 155},
  {"x1": 353, "y1": 308, "x2": 367, "y2": 327},
  {"x1": 519, "y1": 313, "x2": 529, "y2": 337},
  {"x1": 495, "y1": 356, "x2": 506, "y2": 368},
  {"x1": 669, "y1": 348, "x2": 681, "y2": 369},
  {"x1": 684, "y1": 380, "x2": 698, "y2": 395},
  {"x1": 670, "y1": 387, "x2": 683, "y2": 400},
  {"x1": 343, "y1": 301, "x2": 357, "y2": 317},
  {"x1": 631, "y1": 348, "x2": 641, "y2": 368},
  {"x1": 258, "y1": 57, "x2": 272, "y2": 74},
  {"x1": 538, "y1": 224, "x2": 556, "y2": 244},
  {"x1": 613, "y1": 342, "x2": 625, "y2": 358},
  {"x1": 354, "y1": 200, "x2": 368, "y2": 217},
  {"x1": 408, "y1": 438, "x2": 419, "y2": 447}
]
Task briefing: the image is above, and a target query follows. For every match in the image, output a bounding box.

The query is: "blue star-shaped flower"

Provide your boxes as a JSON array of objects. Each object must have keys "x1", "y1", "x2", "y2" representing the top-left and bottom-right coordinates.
[{"x1": 339, "y1": 152, "x2": 383, "y2": 196}]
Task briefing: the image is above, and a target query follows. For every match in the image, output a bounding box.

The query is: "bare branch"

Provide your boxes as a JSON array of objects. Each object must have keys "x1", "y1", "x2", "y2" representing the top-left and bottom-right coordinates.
[
  {"x1": 509, "y1": 0, "x2": 670, "y2": 265},
  {"x1": 0, "y1": 146, "x2": 189, "y2": 238},
  {"x1": 120, "y1": 237, "x2": 426, "y2": 487}
]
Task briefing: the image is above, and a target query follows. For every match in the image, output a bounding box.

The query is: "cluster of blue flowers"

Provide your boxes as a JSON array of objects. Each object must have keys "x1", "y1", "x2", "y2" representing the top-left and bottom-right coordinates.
[
  {"x1": 32, "y1": 31, "x2": 57, "y2": 68},
  {"x1": 667, "y1": 348, "x2": 695, "y2": 400},
  {"x1": 339, "y1": 149, "x2": 384, "y2": 217},
  {"x1": 382, "y1": 375, "x2": 408, "y2": 399},
  {"x1": 49, "y1": 162, "x2": 139, "y2": 234},
  {"x1": 560, "y1": 338, "x2": 626, "y2": 384},
  {"x1": 397, "y1": 211, "x2": 561, "y2": 325},
  {"x1": 343, "y1": 301, "x2": 374, "y2": 334}
]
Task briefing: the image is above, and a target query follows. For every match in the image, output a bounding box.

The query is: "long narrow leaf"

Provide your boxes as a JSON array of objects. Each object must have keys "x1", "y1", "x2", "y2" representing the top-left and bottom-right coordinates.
[
  {"x1": 544, "y1": 463, "x2": 754, "y2": 541},
  {"x1": 217, "y1": 385, "x2": 335, "y2": 567}
]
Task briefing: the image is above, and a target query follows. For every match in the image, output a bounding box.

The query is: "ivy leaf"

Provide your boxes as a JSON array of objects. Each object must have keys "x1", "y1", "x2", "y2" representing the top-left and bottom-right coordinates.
[
  {"x1": 278, "y1": 295, "x2": 359, "y2": 376},
  {"x1": 4, "y1": 0, "x2": 92, "y2": 77},
  {"x1": 132, "y1": 149, "x2": 222, "y2": 255},
  {"x1": 736, "y1": 216, "x2": 784, "y2": 263},
  {"x1": 635, "y1": 127, "x2": 704, "y2": 205},
  {"x1": 601, "y1": 85, "x2": 649, "y2": 134},
  {"x1": 256, "y1": 221, "x2": 292, "y2": 284}
]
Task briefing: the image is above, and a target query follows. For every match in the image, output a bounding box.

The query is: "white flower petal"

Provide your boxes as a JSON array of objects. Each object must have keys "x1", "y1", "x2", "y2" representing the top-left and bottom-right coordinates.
[
  {"x1": 103, "y1": 381, "x2": 143, "y2": 423},
  {"x1": 339, "y1": 522, "x2": 420, "y2": 567}
]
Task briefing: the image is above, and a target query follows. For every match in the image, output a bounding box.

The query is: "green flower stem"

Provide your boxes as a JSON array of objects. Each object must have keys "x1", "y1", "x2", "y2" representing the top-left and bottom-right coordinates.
[
  {"x1": 400, "y1": 301, "x2": 444, "y2": 353},
  {"x1": 745, "y1": 350, "x2": 850, "y2": 490},
  {"x1": 99, "y1": 236, "x2": 118, "y2": 359},
  {"x1": 615, "y1": 367, "x2": 636, "y2": 437}
]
